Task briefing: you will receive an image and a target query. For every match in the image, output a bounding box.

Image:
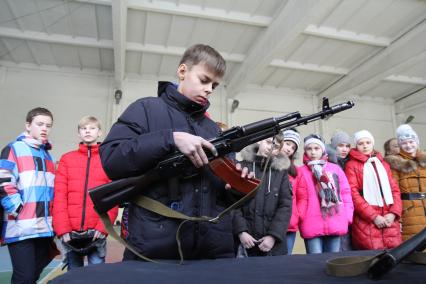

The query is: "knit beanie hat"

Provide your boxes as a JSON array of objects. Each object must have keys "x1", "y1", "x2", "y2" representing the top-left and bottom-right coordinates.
[
  {"x1": 304, "y1": 134, "x2": 326, "y2": 153},
  {"x1": 354, "y1": 130, "x2": 375, "y2": 146},
  {"x1": 396, "y1": 124, "x2": 419, "y2": 145},
  {"x1": 330, "y1": 131, "x2": 351, "y2": 149},
  {"x1": 282, "y1": 129, "x2": 301, "y2": 151}
]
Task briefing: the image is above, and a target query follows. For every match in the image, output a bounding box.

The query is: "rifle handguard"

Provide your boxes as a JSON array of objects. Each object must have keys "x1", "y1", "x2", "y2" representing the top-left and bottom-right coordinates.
[{"x1": 209, "y1": 157, "x2": 260, "y2": 195}]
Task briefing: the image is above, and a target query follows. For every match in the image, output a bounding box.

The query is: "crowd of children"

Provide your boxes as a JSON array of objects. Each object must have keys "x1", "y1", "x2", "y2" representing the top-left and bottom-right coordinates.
[{"x1": 0, "y1": 43, "x2": 424, "y2": 283}]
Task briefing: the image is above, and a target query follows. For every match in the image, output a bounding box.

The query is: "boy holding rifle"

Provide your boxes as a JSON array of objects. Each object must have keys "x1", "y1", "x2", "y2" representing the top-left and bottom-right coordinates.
[{"x1": 100, "y1": 44, "x2": 252, "y2": 260}]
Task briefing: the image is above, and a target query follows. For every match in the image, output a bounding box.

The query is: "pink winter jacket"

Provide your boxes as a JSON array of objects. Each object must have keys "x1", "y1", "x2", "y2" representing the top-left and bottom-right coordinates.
[{"x1": 297, "y1": 162, "x2": 354, "y2": 239}]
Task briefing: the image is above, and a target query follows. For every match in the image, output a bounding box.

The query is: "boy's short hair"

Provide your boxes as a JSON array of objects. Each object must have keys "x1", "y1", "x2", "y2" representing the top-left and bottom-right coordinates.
[
  {"x1": 78, "y1": 116, "x2": 101, "y2": 131},
  {"x1": 179, "y1": 44, "x2": 226, "y2": 78},
  {"x1": 26, "y1": 107, "x2": 53, "y2": 123}
]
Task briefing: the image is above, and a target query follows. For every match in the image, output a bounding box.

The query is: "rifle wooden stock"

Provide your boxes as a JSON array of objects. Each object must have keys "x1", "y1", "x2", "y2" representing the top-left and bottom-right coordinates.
[{"x1": 89, "y1": 98, "x2": 355, "y2": 214}]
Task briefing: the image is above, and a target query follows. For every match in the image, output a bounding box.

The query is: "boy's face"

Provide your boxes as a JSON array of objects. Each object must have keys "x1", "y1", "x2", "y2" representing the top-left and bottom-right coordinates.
[
  {"x1": 25, "y1": 115, "x2": 53, "y2": 142},
  {"x1": 257, "y1": 138, "x2": 281, "y2": 157},
  {"x1": 305, "y1": 143, "x2": 323, "y2": 160},
  {"x1": 78, "y1": 123, "x2": 102, "y2": 145},
  {"x1": 356, "y1": 138, "x2": 373, "y2": 155},
  {"x1": 281, "y1": 140, "x2": 297, "y2": 157},
  {"x1": 336, "y1": 143, "x2": 350, "y2": 158},
  {"x1": 399, "y1": 139, "x2": 417, "y2": 155},
  {"x1": 177, "y1": 63, "x2": 221, "y2": 106}
]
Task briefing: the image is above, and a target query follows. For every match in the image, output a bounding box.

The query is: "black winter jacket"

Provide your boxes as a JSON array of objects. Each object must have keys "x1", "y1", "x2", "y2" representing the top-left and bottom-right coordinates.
[
  {"x1": 100, "y1": 82, "x2": 234, "y2": 259},
  {"x1": 233, "y1": 144, "x2": 293, "y2": 256}
]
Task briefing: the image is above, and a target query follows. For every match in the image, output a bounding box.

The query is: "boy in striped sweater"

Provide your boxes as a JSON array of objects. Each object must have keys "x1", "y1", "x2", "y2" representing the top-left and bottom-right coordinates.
[{"x1": 0, "y1": 107, "x2": 55, "y2": 284}]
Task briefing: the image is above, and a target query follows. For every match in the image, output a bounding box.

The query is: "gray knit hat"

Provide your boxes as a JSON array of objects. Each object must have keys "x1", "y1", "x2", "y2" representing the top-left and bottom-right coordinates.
[
  {"x1": 282, "y1": 129, "x2": 300, "y2": 150},
  {"x1": 396, "y1": 124, "x2": 419, "y2": 145},
  {"x1": 330, "y1": 131, "x2": 351, "y2": 149}
]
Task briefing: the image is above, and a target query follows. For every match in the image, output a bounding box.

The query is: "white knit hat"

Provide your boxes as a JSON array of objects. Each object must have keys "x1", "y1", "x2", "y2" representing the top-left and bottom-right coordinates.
[
  {"x1": 354, "y1": 130, "x2": 375, "y2": 146},
  {"x1": 282, "y1": 129, "x2": 300, "y2": 150},
  {"x1": 396, "y1": 124, "x2": 419, "y2": 145},
  {"x1": 304, "y1": 134, "x2": 326, "y2": 153}
]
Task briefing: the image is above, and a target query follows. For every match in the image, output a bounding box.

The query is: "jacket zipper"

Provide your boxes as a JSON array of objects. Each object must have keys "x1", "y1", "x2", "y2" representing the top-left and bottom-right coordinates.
[{"x1": 80, "y1": 145, "x2": 92, "y2": 231}]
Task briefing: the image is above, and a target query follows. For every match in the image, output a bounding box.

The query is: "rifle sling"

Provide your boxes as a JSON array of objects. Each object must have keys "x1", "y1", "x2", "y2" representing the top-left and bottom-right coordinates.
[
  {"x1": 98, "y1": 185, "x2": 260, "y2": 264},
  {"x1": 326, "y1": 251, "x2": 426, "y2": 277},
  {"x1": 97, "y1": 157, "x2": 268, "y2": 264}
]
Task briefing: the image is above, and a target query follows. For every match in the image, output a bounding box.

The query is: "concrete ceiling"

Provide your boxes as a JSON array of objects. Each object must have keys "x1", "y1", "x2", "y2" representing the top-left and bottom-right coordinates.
[{"x1": 0, "y1": 0, "x2": 425, "y2": 115}]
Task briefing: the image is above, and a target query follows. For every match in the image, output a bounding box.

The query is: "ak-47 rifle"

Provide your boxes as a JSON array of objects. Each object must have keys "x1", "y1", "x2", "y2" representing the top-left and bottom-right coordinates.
[{"x1": 89, "y1": 98, "x2": 354, "y2": 214}]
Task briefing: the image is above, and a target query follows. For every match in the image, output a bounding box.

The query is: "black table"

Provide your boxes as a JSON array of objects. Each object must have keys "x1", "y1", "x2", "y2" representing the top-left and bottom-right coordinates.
[{"x1": 50, "y1": 251, "x2": 425, "y2": 284}]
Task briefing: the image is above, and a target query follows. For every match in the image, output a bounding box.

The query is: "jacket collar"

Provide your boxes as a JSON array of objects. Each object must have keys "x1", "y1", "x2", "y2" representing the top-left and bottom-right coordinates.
[
  {"x1": 158, "y1": 81, "x2": 209, "y2": 118},
  {"x1": 16, "y1": 132, "x2": 52, "y2": 150},
  {"x1": 349, "y1": 148, "x2": 383, "y2": 163},
  {"x1": 385, "y1": 150, "x2": 426, "y2": 173},
  {"x1": 78, "y1": 142, "x2": 100, "y2": 154}
]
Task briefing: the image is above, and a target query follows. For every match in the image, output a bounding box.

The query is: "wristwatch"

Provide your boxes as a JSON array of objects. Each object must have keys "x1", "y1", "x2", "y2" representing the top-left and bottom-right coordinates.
[{"x1": 11, "y1": 203, "x2": 23, "y2": 218}]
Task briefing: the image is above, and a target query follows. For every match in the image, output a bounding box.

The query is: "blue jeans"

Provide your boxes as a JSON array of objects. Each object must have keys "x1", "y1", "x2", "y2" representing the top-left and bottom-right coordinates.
[
  {"x1": 65, "y1": 239, "x2": 106, "y2": 270},
  {"x1": 304, "y1": 235, "x2": 340, "y2": 254},
  {"x1": 286, "y1": 232, "x2": 296, "y2": 255}
]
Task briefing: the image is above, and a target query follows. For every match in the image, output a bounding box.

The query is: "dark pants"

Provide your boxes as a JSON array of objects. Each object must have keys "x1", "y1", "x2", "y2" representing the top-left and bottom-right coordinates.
[{"x1": 7, "y1": 237, "x2": 53, "y2": 284}]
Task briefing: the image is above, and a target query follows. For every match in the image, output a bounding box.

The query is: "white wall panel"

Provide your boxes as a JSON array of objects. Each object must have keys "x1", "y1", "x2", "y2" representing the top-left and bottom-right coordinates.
[
  {"x1": 0, "y1": 66, "x2": 424, "y2": 163},
  {"x1": 0, "y1": 67, "x2": 113, "y2": 160}
]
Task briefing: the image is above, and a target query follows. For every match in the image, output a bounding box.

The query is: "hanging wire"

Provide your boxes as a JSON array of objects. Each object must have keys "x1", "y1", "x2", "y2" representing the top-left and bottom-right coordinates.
[{"x1": 0, "y1": 0, "x2": 88, "y2": 60}]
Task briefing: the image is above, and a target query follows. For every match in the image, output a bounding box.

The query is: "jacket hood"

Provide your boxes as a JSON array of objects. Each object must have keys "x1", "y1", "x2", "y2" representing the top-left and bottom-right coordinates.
[
  {"x1": 158, "y1": 81, "x2": 209, "y2": 118},
  {"x1": 385, "y1": 150, "x2": 426, "y2": 173},
  {"x1": 348, "y1": 148, "x2": 384, "y2": 163},
  {"x1": 16, "y1": 132, "x2": 52, "y2": 150},
  {"x1": 239, "y1": 143, "x2": 290, "y2": 171}
]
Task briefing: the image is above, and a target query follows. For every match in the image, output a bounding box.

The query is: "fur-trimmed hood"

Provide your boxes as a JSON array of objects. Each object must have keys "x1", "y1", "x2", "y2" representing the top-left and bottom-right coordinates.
[
  {"x1": 239, "y1": 144, "x2": 290, "y2": 171},
  {"x1": 385, "y1": 150, "x2": 426, "y2": 173}
]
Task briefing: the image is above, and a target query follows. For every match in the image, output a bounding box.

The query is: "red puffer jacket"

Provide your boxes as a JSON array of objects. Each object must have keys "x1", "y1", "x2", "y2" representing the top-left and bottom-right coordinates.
[
  {"x1": 53, "y1": 143, "x2": 118, "y2": 236},
  {"x1": 345, "y1": 149, "x2": 402, "y2": 250}
]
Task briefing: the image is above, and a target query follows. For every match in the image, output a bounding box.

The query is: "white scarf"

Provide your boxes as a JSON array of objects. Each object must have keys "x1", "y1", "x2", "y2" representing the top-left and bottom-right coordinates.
[{"x1": 363, "y1": 156, "x2": 393, "y2": 207}]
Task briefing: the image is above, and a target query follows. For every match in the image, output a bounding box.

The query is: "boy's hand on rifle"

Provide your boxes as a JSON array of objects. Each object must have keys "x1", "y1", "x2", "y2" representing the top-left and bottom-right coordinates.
[
  {"x1": 258, "y1": 235, "x2": 275, "y2": 252},
  {"x1": 224, "y1": 163, "x2": 255, "y2": 190},
  {"x1": 173, "y1": 132, "x2": 218, "y2": 168},
  {"x1": 239, "y1": 231, "x2": 258, "y2": 249}
]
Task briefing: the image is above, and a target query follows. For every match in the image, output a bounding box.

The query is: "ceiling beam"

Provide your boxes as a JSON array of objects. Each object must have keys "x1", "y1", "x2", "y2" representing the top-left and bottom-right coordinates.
[
  {"x1": 127, "y1": 0, "x2": 271, "y2": 27},
  {"x1": 384, "y1": 75, "x2": 426, "y2": 86},
  {"x1": 75, "y1": 0, "x2": 271, "y2": 27},
  {"x1": 0, "y1": 26, "x2": 245, "y2": 64},
  {"x1": 0, "y1": 26, "x2": 113, "y2": 48},
  {"x1": 395, "y1": 88, "x2": 426, "y2": 114},
  {"x1": 111, "y1": 0, "x2": 127, "y2": 89},
  {"x1": 127, "y1": 41, "x2": 245, "y2": 63},
  {"x1": 270, "y1": 59, "x2": 348, "y2": 75},
  {"x1": 318, "y1": 20, "x2": 426, "y2": 100},
  {"x1": 226, "y1": 0, "x2": 340, "y2": 98},
  {"x1": 303, "y1": 25, "x2": 391, "y2": 47}
]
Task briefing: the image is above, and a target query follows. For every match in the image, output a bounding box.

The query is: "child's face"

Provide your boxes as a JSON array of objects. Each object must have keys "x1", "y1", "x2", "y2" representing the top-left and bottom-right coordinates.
[
  {"x1": 280, "y1": 140, "x2": 297, "y2": 157},
  {"x1": 257, "y1": 138, "x2": 281, "y2": 157},
  {"x1": 78, "y1": 123, "x2": 101, "y2": 145},
  {"x1": 356, "y1": 138, "x2": 373, "y2": 155},
  {"x1": 399, "y1": 139, "x2": 417, "y2": 155},
  {"x1": 25, "y1": 115, "x2": 53, "y2": 142},
  {"x1": 389, "y1": 139, "x2": 400, "y2": 155},
  {"x1": 177, "y1": 63, "x2": 221, "y2": 106},
  {"x1": 336, "y1": 143, "x2": 350, "y2": 158},
  {"x1": 305, "y1": 143, "x2": 323, "y2": 160}
]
